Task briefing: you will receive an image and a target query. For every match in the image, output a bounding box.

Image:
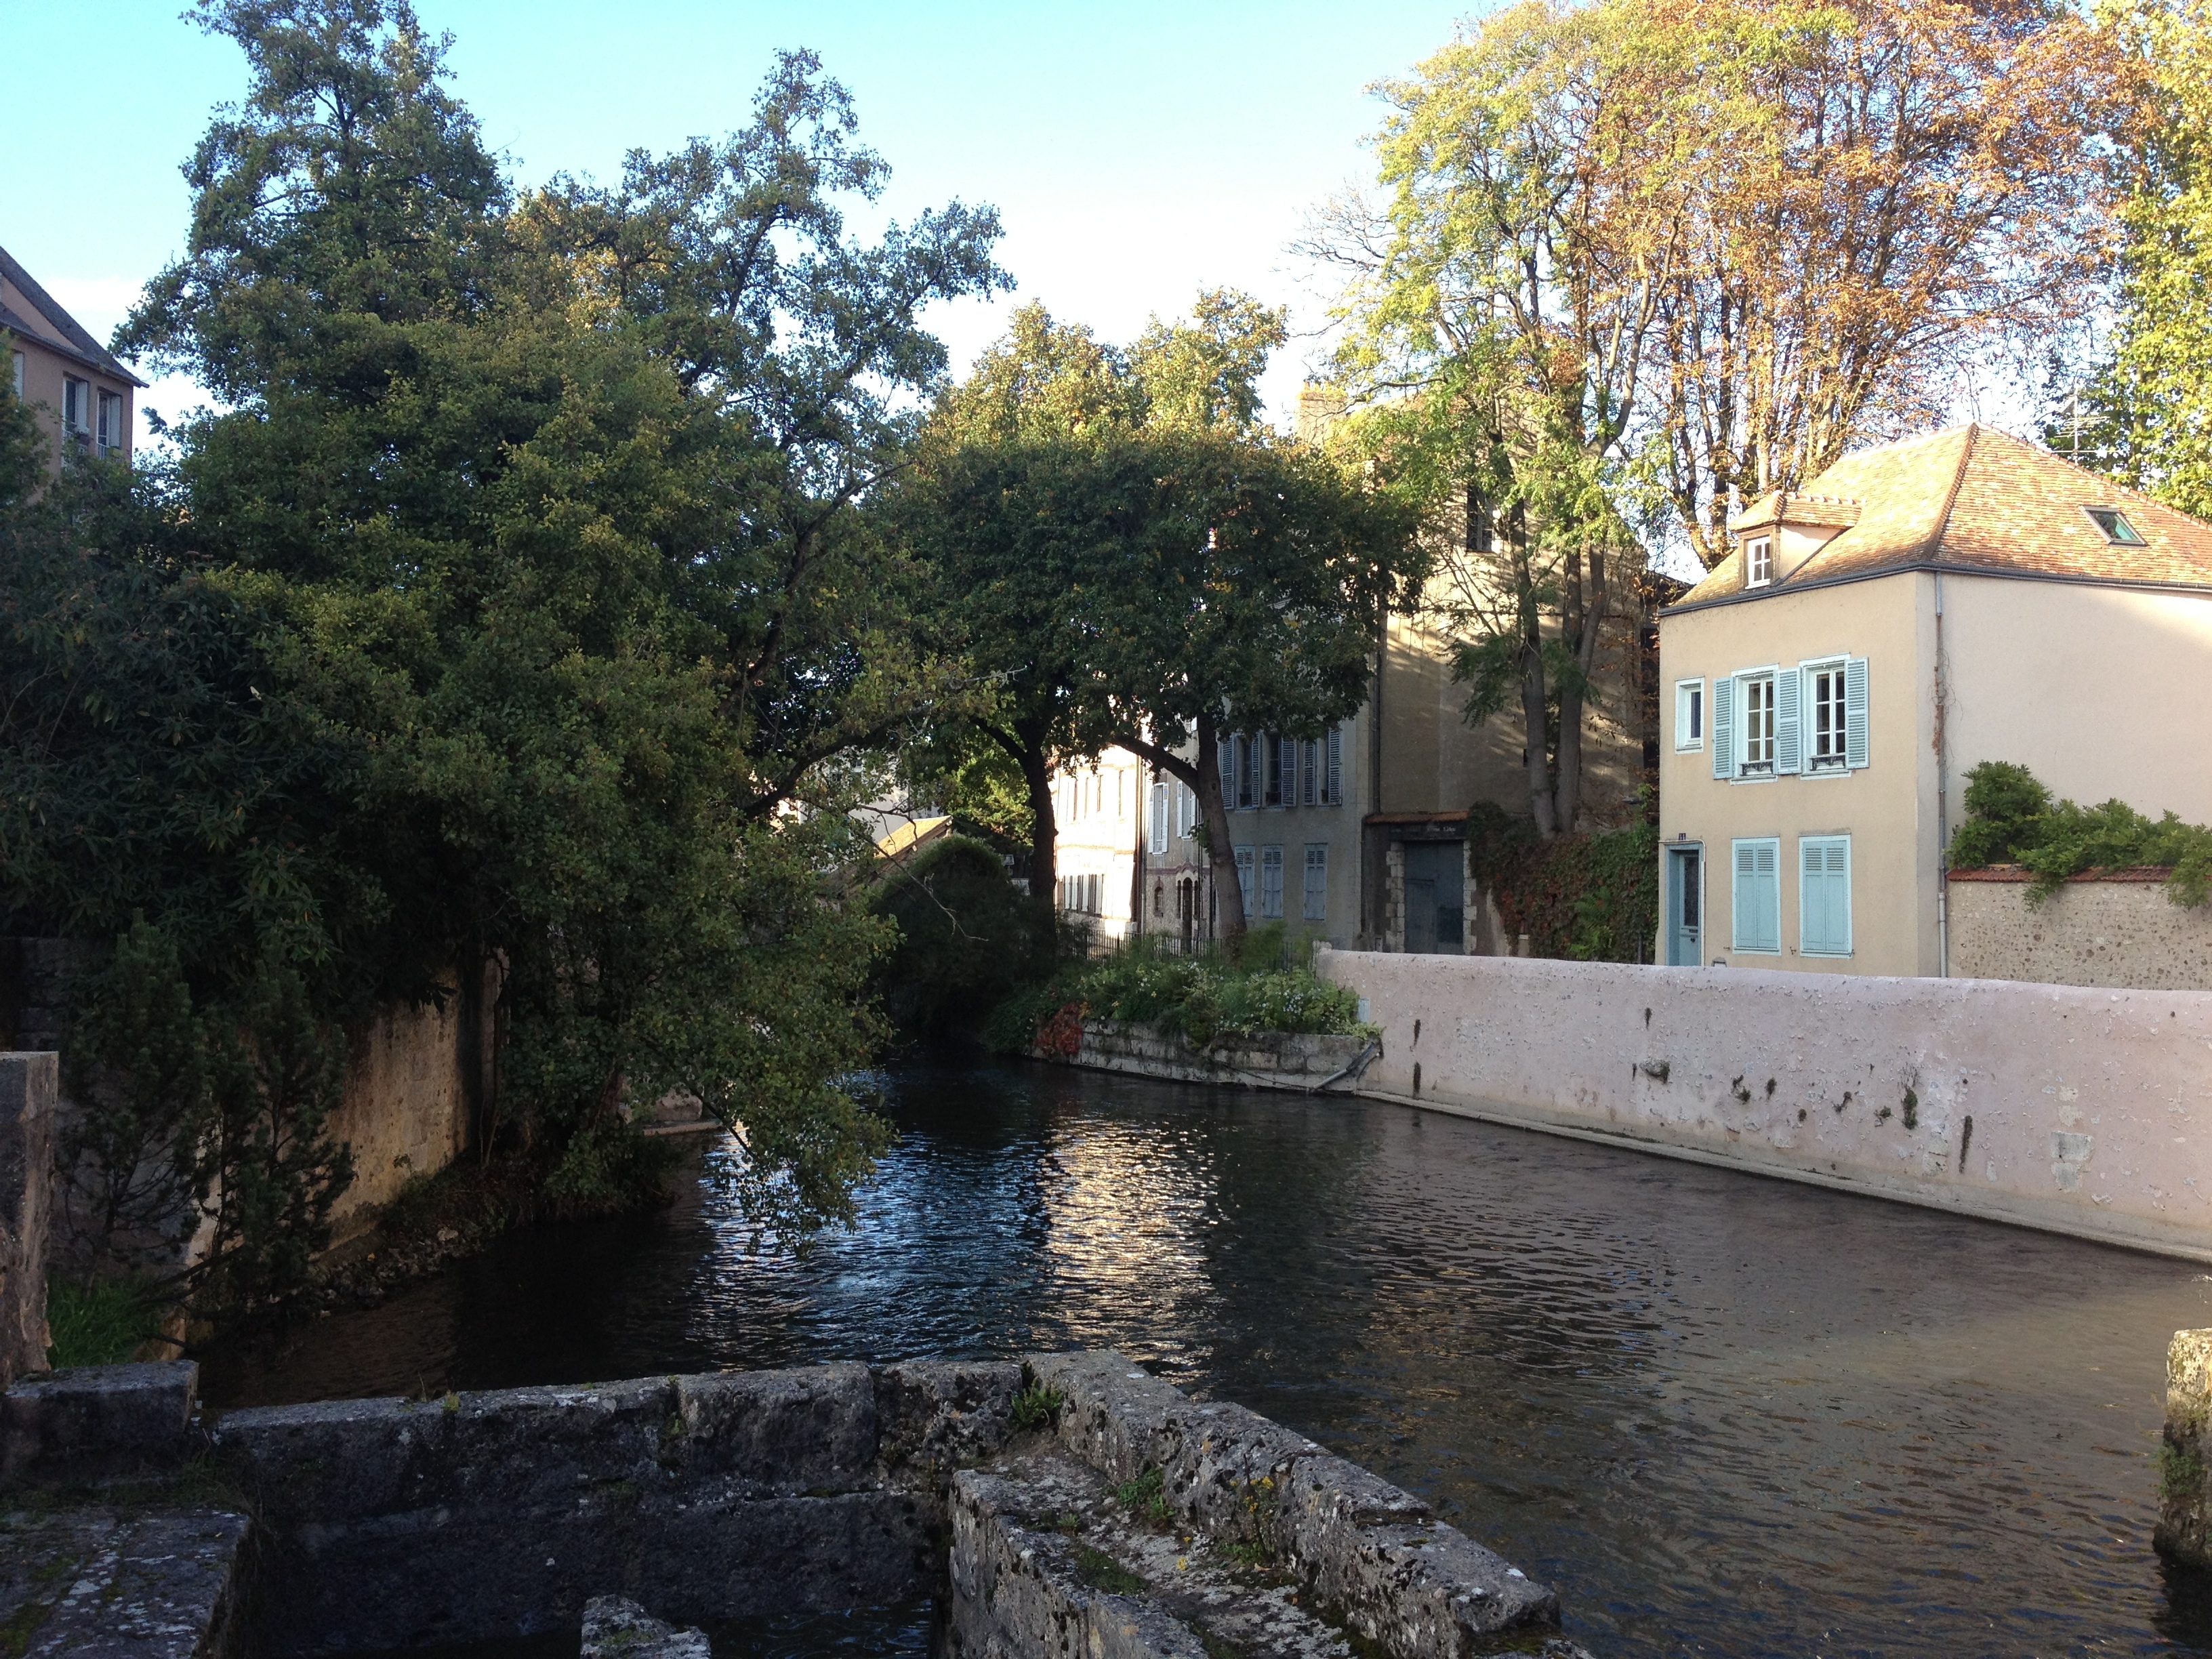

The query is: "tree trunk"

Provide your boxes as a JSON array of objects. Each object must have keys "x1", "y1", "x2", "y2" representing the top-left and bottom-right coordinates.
[
  {"x1": 1551, "y1": 546, "x2": 1609, "y2": 833},
  {"x1": 1513, "y1": 517, "x2": 1558, "y2": 838},
  {"x1": 1116, "y1": 716, "x2": 1246, "y2": 954},
  {"x1": 1005, "y1": 718, "x2": 1058, "y2": 937}
]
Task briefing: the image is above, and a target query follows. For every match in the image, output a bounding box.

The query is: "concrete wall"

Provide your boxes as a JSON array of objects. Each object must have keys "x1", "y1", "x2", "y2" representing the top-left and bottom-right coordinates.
[
  {"x1": 1949, "y1": 870, "x2": 2212, "y2": 990},
  {"x1": 1317, "y1": 949, "x2": 2212, "y2": 1261}
]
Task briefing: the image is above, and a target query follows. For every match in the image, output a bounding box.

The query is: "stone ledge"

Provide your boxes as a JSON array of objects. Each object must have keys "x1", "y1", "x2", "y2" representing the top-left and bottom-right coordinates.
[{"x1": 3, "y1": 1362, "x2": 199, "y2": 1488}]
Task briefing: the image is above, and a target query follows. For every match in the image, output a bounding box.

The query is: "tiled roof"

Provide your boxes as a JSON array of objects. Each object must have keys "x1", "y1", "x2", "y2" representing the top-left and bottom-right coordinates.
[
  {"x1": 1675, "y1": 424, "x2": 2212, "y2": 607},
  {"x1": 0, "y1": 243, "x2": 146, "y2": 388}
]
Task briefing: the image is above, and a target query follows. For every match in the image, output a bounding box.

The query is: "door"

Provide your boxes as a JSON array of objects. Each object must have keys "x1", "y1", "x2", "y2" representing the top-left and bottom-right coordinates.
[
  {"x1": 1666, "y1": 845, "x2": 1703, "y2": 965},
  {"x1": 1401, "y1": 841, "x2": 1466, "y2": 954}
]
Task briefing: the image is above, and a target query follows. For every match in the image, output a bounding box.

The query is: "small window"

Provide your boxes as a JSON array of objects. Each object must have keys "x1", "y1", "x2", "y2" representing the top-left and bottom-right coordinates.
[
  {"x1": 1746, "y1": 536, "x2": 1774, "y2": 586},
  {"x1": 2086, "y1": 506, "x2": 2146, "y2": 546},
  {"x1": 1675, "y1": 679, "x2": 1704, "y2": 751},
  {"x1": 96, "y1": 390, "x2": 122, "y2": 452},
  {"x1": 62, "y1": 376, "x2": 87, "y2": 434},
  {"x1": 1740, "y1": 672, "x2": 1776, "y2": 775},
  {"x1": 1303, "y1": 844, "x2": 1328, "y2": 920}
]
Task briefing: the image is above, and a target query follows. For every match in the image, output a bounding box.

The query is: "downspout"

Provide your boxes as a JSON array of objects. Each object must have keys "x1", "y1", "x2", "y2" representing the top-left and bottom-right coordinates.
[
  {"x1": 1366, "y1": 611, "x2": 1386, "y2": 945},
  {"x1": 1934, "y1": 571, "x2": 1949, "y2": 979}
]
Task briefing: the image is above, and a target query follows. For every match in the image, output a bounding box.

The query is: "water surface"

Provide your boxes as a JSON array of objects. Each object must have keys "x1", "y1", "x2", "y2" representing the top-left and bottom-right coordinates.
[{"x1": 203, "y1": 1056, "x2": 2212, "y2": 1656}]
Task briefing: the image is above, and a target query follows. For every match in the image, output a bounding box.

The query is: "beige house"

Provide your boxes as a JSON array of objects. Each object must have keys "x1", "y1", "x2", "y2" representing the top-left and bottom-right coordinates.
[
  {"x1": 1657, "y1": 424, "x2": 2212, "y2": 975},
  {"x1": 2, "y1": 243, "x2": 142, "y2": 472}
]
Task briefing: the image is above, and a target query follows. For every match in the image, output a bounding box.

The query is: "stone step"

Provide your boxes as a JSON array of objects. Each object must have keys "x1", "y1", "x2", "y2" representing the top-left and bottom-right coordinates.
[{"x1": 1, "y1": 1507, "x2": 249, "y2": 1659}]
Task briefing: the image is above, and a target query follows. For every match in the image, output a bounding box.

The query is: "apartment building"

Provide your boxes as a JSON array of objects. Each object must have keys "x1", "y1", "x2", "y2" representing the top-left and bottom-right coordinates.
[{"x1": 2, "y1": 243, "x2": 142, "y2": 472}]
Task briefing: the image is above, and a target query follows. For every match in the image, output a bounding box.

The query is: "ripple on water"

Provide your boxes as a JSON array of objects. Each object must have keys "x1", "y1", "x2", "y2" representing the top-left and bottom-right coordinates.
[{"x1": 201, "y1": 1054, "x2": 2212, "y2": 1657}]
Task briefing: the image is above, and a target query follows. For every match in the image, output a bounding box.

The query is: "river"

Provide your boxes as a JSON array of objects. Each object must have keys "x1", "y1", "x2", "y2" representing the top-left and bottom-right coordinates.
[{"x1": 201, "y1": 1054, "x2": 2212, "y2": 1657}]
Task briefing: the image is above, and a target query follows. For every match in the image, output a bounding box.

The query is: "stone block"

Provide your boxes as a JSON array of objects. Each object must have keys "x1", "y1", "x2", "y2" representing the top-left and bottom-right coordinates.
[
  {"x1": 2159, "y1": 1328, "x2": 2212, "y2": 1565},
  {"x1": 1029, "y1": 1350, "x2": 1188, "y2": 1488},
  {"x1": 443, "y1": 1376, "x2": 679, "y2": 1508},
  {"x1": 212, "y1": 1393, "x2": 457, "y2": 1521},
  {"x1": 20, "y1": 1509, "x2": 249, "y2": 1659},
  {"x1": 873, "y1": 1358, "x2": 1019, "y2": 1476},
  {"x1": 580, "y1": 1596, "x2": 708, "y2": 1659},
  {"x1": 0, "y1": 1052, "x2": 55, "y2": 1387},
  {"x1": 3, "y1": 1361, "x2": 199, "y2": 1488},
  {"x1": 673, "y1": 1361, "x2": 874, "y2": 1488}
]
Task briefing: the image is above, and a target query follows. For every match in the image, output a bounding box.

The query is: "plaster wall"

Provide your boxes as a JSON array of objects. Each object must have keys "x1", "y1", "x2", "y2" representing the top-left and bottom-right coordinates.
[
  {"x1": 324, "y1": 996, "x2": 473, "y2": 1235},
  {"x1": 1940, "y1": 575, "x2": 2212, "y2": 825},
  {"x1": 1317, "y1": 949, "x2": 2212, "y2": 1261},
  {"x1": 1658, "y1": 571, "x2": 1937, "y2": 975},
  {"x1": 1949, "y1": 874, "x2": 2212, "y2": 990}
]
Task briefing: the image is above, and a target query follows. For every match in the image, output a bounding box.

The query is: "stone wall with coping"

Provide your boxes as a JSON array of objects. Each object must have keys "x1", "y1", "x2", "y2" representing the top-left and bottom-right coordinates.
[
  {"x1": 1316, "y1": 949, "x2": 2212, "y2": 1261},
  {"x1": 1949, "y1": 869, "x2": 2212, "y2": 990},
  {"x1": 1038, "y1": 1019, "x2": 1372, "y2": 1090}
]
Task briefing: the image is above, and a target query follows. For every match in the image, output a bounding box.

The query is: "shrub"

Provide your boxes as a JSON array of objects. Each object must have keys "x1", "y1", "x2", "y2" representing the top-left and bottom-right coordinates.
[
  {"x1": 869, "y1": 836, "x2": 1050, "y2": 1034},
  {"x1": 1467, "y1": 803, "x2": 1659, "y2": 960},
  {"x1": 1947, "y1": 760, "x2": 2212, "y2": 907}
]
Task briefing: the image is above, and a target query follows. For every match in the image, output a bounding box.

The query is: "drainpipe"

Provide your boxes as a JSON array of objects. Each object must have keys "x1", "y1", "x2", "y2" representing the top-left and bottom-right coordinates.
[
  {"x1": 1934, "y1": 571, "x2": 1949, "y2": 979},
  {"x1": 1365, "y1": 611, "x2": 1386, "y2": 943}
]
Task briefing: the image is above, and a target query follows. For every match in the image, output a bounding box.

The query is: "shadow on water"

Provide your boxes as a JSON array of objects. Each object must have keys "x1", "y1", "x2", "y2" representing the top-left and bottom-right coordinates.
[{"x1": 202, "y1": 1052, "x2": 2212, "y2": 1657}]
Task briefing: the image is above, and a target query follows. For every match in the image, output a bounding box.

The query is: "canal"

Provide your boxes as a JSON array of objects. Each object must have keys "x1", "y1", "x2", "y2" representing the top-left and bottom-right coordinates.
[{"x1": 203, "y1": 1054, "x2": 2212, "y2": 1656}]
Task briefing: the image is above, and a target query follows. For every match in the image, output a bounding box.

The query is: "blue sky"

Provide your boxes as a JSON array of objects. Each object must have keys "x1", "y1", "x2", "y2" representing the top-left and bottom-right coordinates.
[{"x1": 7, "y1": 1, "x2": 1479, "y2": 443}]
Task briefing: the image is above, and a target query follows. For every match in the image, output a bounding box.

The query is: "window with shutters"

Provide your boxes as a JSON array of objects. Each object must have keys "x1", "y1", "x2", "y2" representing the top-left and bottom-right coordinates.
[
  {"x1": 1731, "y1": 838, "x2": 1782, "y2": 953},
  {"x1": 96, "y1": 391, "x2": 122, "y2": 453},
  {"x1": 62, "y1": 377, "x2": 87, "y2": 436},
  {"x1": 1324, "y1": 727, "x2": 1343, "y2": 805},
  {"x1": 1799, "y1": 836, "x2": 1852, "y2": 956},
  {"x1": 1675, "y1": 679, "x2": 1704, "y2": 751},
  {"x1": 1301, "y1": 740, "x2": 1319, "y2": 805},
  {"x1": 1234, "y1": 846, "x2": 1256, "y2": 918},
  {"x1": 1234, "y1": 735, "x2": 1254, "y2": 808},
  {"x1": 1149, "y1": 781, "x2": 1168, "y2": 855},
  {"x1": 1740, "y1": 673, "x2": 1776, "y2": 774},
  {"x1": 1303, "y1": 844, "x2": 1328, "y2": 920},
  {"x1": 1805, "y1": 661, "x2": 1848, "y2": 770},
  {"x1": 1261, "y1": 846, "x2": 1285, "y2": 918}
]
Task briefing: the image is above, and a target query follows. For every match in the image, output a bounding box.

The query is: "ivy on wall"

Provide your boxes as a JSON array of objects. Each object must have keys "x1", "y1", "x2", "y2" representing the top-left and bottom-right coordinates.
[{"x1": 1466, "y1": 804, "x2": 1659, "y2": 962}]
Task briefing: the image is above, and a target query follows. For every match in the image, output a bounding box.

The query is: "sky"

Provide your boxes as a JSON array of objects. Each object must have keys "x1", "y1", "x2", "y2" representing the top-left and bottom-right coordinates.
[{"x1": 5, "y1": 1, "x2": 1483, "y2": 449}]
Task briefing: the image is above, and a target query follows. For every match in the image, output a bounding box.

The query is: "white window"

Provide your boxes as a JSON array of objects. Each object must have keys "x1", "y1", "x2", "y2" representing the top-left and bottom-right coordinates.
[
  {"x1": 1740, "y1": 672, "x2": 1776, "y2": 773},
  {"x1": 1149, "y1": 781, "x2": 1168, "y2": 855},
  {"x1": 96, "y1": 390, "x2": 122, "y2": 453},
  {"x1": 1732, "y1": 838, "x2": 1781, "y2": 953},
  {"x1": 1303, "y1": 844, "x2": 1328, "y2": 920},
  {"x1": 1746, "y1": 535, "x2": 1774, "y2": 586},
  {"x1": 1805, "y1": 660, "x2": 1848, "y2": 770},
  {"x1": 1324, "y1": 726, "x2": 1343, "y2": 805},
  {"x1": 1260, "y1": 846, "x2": 1284, "y2": 918},
  {"x1": 1234, "y1": 845, "x2": 1256, "y2": 918},
  {"x1": 1799, "y1": 836, "x2": 1852, "y2": 956},
  {"x1": 1674, "y1": 678, "x2": 1704, "y2": 751},
  {"x1": 62, "y1": 376, "x2": 87, "y2": 434}
]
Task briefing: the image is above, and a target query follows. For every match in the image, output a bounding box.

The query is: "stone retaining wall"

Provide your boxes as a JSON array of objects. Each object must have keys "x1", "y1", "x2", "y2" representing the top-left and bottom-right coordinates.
[
  {"x1": 1316, "y1": 948, "x2": 2212, "y2": 1261},
  {"x1": 1948, "y1": 868, "x2": 2212, "y2": 990},
  {"x1": 1036, "y1": 1019, "x2": 1375, "y2": 1091}
]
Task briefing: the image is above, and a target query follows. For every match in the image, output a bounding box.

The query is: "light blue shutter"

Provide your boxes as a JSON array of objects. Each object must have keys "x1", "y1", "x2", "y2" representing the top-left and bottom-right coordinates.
[
  {"x1": 1711, "y1": 674, "x2": 1735, "y2": 780},
  {"x1": 1845, "y1": 657, "x2": 1870, "y2": 769},
  {"x1": 1733, "y1": 839, "x2": 1780, "y2": 952},
  {"x1": 1774, "y1": 666, "x2": 1802, "y2": 774},
  {"x1": 1800, "y1": 836, "x2": 1851, "y2": 954},
  {"x1": 1325, "y1": 727, "x2": 1343, "y2": 804},
  {"x1": 1218, "y1": 733, "x2": 1233, "y2": 797}
]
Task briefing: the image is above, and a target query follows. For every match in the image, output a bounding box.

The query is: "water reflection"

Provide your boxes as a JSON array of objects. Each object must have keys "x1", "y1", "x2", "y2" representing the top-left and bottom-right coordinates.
[{"x1": 202, "y1": 1054, "x2": 2212, "y2": 1656}]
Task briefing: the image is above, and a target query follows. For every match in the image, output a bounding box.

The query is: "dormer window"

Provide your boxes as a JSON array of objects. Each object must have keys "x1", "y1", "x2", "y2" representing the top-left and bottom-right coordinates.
[
  {"x1": 1746, "y1": 535, "x2": 1774, "y2": 587},
  {"x1": 2085, "y1": 506, "x2": 2146, "y2": 546}
]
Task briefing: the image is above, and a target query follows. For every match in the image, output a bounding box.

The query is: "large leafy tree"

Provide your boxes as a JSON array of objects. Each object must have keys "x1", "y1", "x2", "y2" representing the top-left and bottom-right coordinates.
[{"x1": 5, "y1": 0, "x2": 1006, "y2": 1300}]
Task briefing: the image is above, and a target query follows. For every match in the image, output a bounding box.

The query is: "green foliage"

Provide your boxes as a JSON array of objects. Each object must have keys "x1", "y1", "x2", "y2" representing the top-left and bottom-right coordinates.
[
  {"x1": 45, "y1": 1278, "x2": 163, "y2": 1369},
  {"x1": 1946, "y1": 760, "x2": 2212, "y2": 907},
  {"x1": 1467, "y1": 803, "x2": 1659, "y2": 961},
  {"x1": 1115, "y1": 1464, "x2": 1173, "y2": 1525},
  {"x1": 987, "y1": 937, "x2": 1370, "y2": 1053},
  {"x1": 0, "y1": 366, "x2": 43, "y2": 508},
  {"x1": 867, "y1": 835, "x2": 1048, "y2": 1035},
  {"x1": 1010, "y1": 1379, "x2": 1067, "y2": 1432}
]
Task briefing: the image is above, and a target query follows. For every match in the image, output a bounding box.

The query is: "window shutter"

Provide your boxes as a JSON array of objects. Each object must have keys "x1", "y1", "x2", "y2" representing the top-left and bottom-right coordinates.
[
  {"x1": 1844, "y1": 657, "x2": 1870, "y2": 769},
  {"x1": 1326, "y1": 727, "x2": 1343, "y2": 804},
  {"x1": 1800, "y1": 836, "x2": 1852, "y2": 955},
  {"x1": 1733, "y1": 838, "x2": 1780, "y2": 952},
  {"x1": 1149, "y1": 782, "x2": 1168, "y2": 855},
  {"x1": 1711, "y1": 674, "x2": 1734, "y2": 780},
  {"x1": 1774, "y1": 665, "x2": 1802, "y2": 774}
]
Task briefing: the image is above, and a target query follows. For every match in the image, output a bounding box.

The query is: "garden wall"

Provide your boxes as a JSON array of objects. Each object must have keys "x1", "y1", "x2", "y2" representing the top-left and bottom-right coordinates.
[
  {"x1": 1034, "y1": 1018, "x2": 1374, "y2": 1091},
  {"x1": 1315, "y1": 949, "x2": 2212, "y2": 1261},
  {"x1": 1948, "y1": 869, "x2": 2212, "y2": 991}
]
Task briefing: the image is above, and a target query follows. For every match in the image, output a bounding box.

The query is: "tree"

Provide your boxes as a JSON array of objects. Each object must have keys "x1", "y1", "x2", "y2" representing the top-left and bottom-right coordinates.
[
  {"x1": 6, "y1": 0, "x2": 1004, "y2": 1299},
  {"x1": 1085, "y1": 431, "x2": 1425, "y2": 947},
  {"x1": 1312, "y1": 0, "x2": 1673, "y2": 834},
  {"x1": 2075, "y1": 0, "x2": 2212, "y2": 517}
]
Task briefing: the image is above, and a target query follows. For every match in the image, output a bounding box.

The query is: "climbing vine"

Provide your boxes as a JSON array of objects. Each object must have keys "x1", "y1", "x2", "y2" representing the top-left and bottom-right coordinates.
[{"x1": 1466, "y1": 804, "x2": 1660, "y2": 962}]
